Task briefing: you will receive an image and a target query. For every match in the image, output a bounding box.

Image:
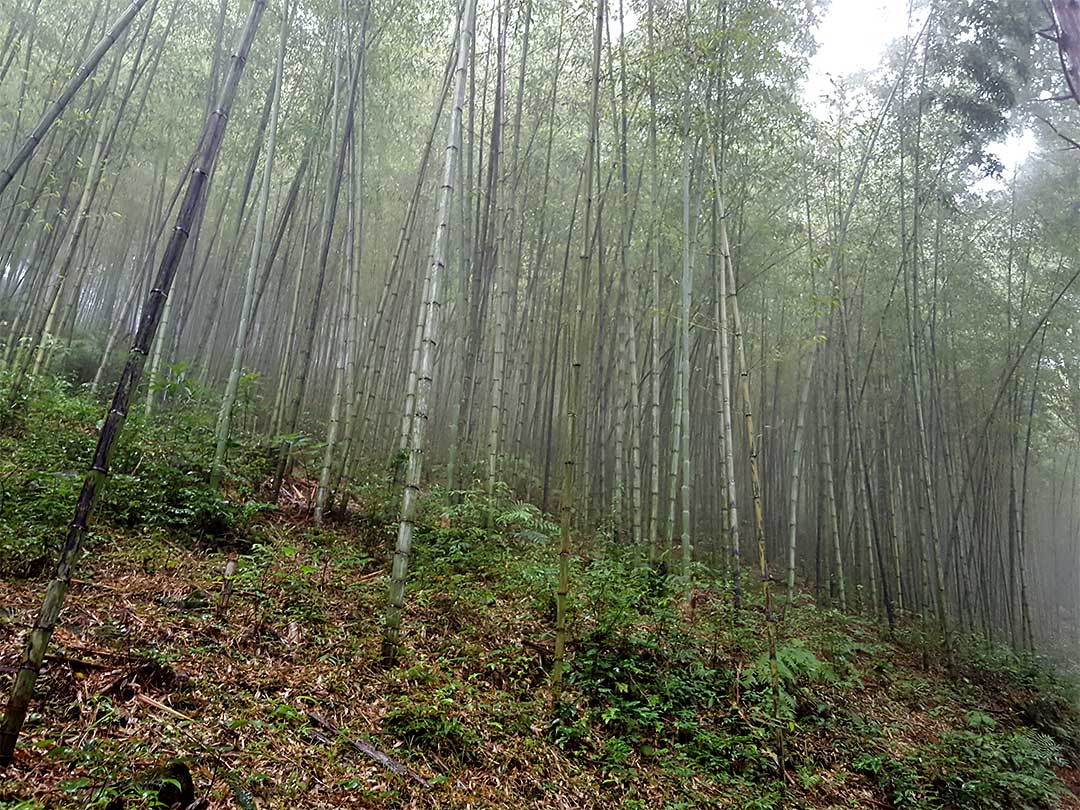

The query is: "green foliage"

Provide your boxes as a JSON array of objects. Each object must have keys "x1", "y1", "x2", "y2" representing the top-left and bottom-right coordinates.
[
  {"x1": 854, "y1": 714, "x2": 1065, "y2": 810},
  {"x1": 411, "y1": 486, "x2": 558, "y2": 580},
  {"x1": 688, "y1": 727, "x2": 774, "y2": 778},
  {"x1": 925, "y1": 0, "x2": 1036, "y2": 173},
  {"x1": 550, "y1": 700, "x2": 591, "y2": 752},
  {"x1": 0, "y1": 380, "x2": 270, "y2": 577},
  {"x1": 0, "y1": 377, "x2": 99, "y2": 572},
  {"x1": 599, "y1": 734, "x2": 634, "y2": 775},
  {"x1": 384, "y1": 691, "x2": 480, "y2": 763},
  {"x1": 147, "y1": 361, "x2": 211, "y2": 407},
  {"x1": 852, "y1": 750, "x2": 925, "y2": 808},
  {"x1": 6, "y1": 379, "x2": 1080, "y2": 808},
  {"x1": 547, "y1": 548, "x2": 780, "y2": 785},
  {"x1": 951, "y1": 635, "x2": 1080, "y2": 759},
  {"x1": 741, "y1": 640, "x2": 841, "y2": 724},
  {"x1": 933, "y1": 727, "x2": 1062, "y2": 808},
  {"x1": 493, "y1": 499, "x2": 559, "y2": 542},
  {"x1": 573, "y1": 623, "x2": 728, "y2": 738}
]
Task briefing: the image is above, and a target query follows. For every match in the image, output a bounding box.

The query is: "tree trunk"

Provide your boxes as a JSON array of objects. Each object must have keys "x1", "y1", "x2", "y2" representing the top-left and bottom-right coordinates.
[
  {"x1": 553, "y1": 0, "x2": 603, "y2": 697},
  {"x1": 212, "y1": 0, "x2": 293, "y2": 487},
  {"x1": 382, "y1": 0, "x2": 477, "y2": 665}
]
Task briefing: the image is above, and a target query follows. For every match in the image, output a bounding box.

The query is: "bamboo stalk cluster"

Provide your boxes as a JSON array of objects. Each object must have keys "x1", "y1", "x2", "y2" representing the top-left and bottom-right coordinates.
[{"x1": 2, "y1": 0, "x2": 1080, "y2": 769}]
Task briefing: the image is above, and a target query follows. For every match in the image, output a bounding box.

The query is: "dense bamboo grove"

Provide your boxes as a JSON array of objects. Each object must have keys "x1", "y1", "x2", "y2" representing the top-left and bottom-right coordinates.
[{"x1": 3, "y1": 0, "x2": 1080, "y2": 769}]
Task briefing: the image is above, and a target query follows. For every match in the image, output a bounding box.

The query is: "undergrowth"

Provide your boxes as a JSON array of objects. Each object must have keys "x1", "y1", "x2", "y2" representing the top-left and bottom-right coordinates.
[{"x1": 0, "y1": 376, "x2": 272, "y2": 577}]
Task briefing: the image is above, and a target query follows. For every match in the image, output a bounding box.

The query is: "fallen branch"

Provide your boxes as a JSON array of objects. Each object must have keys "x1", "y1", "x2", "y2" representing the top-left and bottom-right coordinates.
[
  {"x1": 304, "y1": 709, "x2": 432, "y2": 788},
  {"x1": 57, "y1": 642, "x2": 138, "y2": 662},
  {"x1": 70, "y1": 578, "x2": 122, "y2": 592},
  {"x1": 44, "y1": 653, "x2": 112, "y2": 670},
  {"x1": 135, "y1": 692, "x2": 194, "y2": 722}
]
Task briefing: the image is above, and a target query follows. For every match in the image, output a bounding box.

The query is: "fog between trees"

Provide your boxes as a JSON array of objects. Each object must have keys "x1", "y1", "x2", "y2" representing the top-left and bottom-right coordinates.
[{"x1": 3, "y1": 0, "x2": 1080, "y2": 769}]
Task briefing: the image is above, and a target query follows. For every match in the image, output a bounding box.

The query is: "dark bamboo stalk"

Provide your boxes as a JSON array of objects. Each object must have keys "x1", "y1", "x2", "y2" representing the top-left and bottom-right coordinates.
[{"x1": 0, "y1": 0, "x2": 266, "y2": 766}]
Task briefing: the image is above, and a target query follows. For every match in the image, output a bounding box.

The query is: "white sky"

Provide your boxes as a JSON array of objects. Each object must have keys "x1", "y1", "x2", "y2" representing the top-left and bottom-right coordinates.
[
  {"x1": 806, "y1": 0, "x2": 1035, "y2": 177},
  {"x1": 805, "y1": 0, "x2": 913, "y2": 105}
]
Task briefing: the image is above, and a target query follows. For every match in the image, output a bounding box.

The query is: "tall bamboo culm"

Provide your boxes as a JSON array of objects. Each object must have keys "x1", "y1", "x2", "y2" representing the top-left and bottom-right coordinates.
[{"x1": 382, "y1": 0, "x2": 477, "y2": 665}]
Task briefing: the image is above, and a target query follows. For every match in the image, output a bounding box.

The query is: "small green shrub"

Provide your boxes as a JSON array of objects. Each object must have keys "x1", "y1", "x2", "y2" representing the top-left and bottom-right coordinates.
[
  {"x1": 855, "y1": 718, "x2": 1065, "y2": 809},
  {"x1": 689, "y1": 727, "x2": 772, "y2": 777},
  {"x1": 384, "y1": 699, "x2": 480, "y2": 763},
  {"x1": 550, "y1": 700, "x2": 591, "y2": 752},
  {"x1": 946, "y1": 635, "x2": 1080, "y2": 761},
  {"x1": 741, "y1": 640, "x2": 837, "y2": 724},
  {"x1": 931, "y1": 727, "x2": 1063, "y2": 809}
]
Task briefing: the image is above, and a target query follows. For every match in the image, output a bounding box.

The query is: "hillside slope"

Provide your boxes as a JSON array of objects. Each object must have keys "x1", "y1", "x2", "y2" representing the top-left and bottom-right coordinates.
[{"x1": 2, "y1": 387, "x2": 1080, "y2": 809}]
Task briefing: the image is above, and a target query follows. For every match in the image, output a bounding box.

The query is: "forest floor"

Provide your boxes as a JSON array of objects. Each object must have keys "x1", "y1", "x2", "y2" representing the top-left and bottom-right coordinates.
[
  {"x1": 2, "y1": 385, "x2": 1080, "y2": 809},
  {"x1": 3, "y1": 507, "x2": 1080, "y2": 810}
]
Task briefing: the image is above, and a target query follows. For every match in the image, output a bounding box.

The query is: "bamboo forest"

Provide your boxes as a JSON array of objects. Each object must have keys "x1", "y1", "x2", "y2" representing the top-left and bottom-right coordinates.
[{"x1": 6, "y1": 0, "x2": 1080, "y2": 806}]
